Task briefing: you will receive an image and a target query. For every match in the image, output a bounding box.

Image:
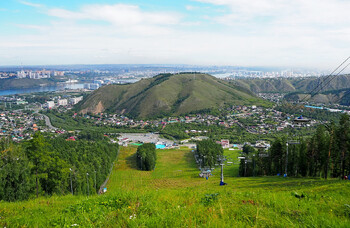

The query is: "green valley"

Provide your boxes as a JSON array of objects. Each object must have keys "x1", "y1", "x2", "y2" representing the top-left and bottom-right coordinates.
[{"x1": 1, "y1": 146, "x2": 350, "y2": 227}]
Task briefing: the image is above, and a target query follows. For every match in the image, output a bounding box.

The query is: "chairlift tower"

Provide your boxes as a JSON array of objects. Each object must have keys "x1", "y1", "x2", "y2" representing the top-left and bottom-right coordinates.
[
  {"x1": 86, "y1": 172, "x2": 89, "y2": 196},
  {"x1": 217, "y1": 155, "x2": 227, "y2": 185},
  {"x1": 285, "y1": 140, "x2": 300, "y2": 177}
]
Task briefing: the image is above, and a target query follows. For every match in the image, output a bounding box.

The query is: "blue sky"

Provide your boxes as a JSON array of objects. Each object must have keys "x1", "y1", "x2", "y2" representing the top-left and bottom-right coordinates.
[{"x1": 1, "y1": 0, "x2": 350, "y2": 69}]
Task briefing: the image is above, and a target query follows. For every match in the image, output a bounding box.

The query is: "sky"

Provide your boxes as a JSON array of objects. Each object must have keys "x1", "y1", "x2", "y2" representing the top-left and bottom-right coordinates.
[{"x1": 1, "y1": 0, "x2": 350, "y2": 69}]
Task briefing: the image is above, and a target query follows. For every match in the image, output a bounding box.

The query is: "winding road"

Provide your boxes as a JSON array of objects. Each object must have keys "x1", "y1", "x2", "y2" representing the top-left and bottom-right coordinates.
[{"x1": 41, "y1": 113, "x2": 57, "y2": 130}]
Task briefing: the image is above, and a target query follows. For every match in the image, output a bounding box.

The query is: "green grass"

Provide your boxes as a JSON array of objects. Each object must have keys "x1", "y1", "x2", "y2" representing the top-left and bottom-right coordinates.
[{"x1": 1, "y1": 146, "x2": 350, "y2": 227}]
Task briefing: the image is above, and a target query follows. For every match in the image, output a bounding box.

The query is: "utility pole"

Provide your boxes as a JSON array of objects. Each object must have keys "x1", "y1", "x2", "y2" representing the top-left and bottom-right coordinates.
[
  {"x1": 86, "y1": 173, "x2": 89, "y2": 196},
  {"x1": 325, "y1": 124, "x2": 333, "y2": 179},
  {"x1": 69, "y1": 168, "x2": 73, "y2": 195},
  {"x1": 94, "y1": 170, "x2": 97, "y2": 194},
  {"x1": 285, "y1": 142, "x2": 289, "y2": 176},
  {"x1": 253, "y1": 154, "x2": 256, "y2": 177},
  {"x1": 285, "y1": 140, "x2": 300, "y2": 177}
]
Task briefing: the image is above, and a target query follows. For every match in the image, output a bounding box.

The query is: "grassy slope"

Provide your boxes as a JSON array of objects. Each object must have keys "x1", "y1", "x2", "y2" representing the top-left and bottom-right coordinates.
[{"x1": 1, "y1": 146, "x2": 350, "y2": 227}]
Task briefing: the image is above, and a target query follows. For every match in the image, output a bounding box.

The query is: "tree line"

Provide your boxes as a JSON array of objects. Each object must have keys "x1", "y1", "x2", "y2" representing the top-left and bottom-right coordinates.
[
  {"x1": 136, "y1": 143, "x2": 156, "y2": 171},
  {"x1": 196, "y1": 139, "x2": 224, "y2": 168},
  {"x1": 239, "y1": 114, "x2": 350, "y2": 179},
  {"x1": 0, "y1": 131, "x2": 119, "y2": 201}
]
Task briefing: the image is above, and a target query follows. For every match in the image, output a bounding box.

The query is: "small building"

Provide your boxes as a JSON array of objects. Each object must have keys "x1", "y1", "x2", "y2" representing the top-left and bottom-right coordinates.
[{"x1": 216, "y1": 139, "x2": 230, "y2": 148}]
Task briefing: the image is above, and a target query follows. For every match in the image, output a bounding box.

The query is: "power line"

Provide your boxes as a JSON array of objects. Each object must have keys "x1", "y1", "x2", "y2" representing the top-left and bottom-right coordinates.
[
  {"x1": 311, "y1": 61, "x2": 350, "y2": 98},
  {"x1": 300, "y1": 56, "x2": 350, "y2": 103},
  {"x1": 311, "y1": 57, "x2": 350, "y2": 95}
]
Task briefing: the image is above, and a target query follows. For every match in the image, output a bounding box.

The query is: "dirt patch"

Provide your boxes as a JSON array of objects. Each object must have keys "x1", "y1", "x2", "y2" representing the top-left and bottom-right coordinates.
[
  {"x1": 94, "y1": 101, "x2": 104, "y2": 114},
  {"x1": 80, "y1": 101, "x2": 104, "y2": 114}
]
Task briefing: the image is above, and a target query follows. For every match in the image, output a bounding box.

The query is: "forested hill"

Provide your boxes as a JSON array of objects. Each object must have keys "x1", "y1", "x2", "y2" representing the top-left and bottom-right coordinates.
[
  {"x1": 0, "y1": 78, "x2": 57, "y2": 90},
  {"x1": 78, "y1": 73, "x2": 270, "y2": 118},
  {"x1": 231, "y1": 74, "x2": 350, "y2": 94}
]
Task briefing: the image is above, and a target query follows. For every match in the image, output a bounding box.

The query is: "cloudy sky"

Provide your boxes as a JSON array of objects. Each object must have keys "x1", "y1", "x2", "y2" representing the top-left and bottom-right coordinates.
[{"x1": 1, "y1": 0, "x2": 350, "y2": 69}]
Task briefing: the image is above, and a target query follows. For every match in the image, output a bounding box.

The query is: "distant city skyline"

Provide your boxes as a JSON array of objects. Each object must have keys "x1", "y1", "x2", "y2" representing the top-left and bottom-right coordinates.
[{"x1": 1, "y1": 0, "x2": 350, "y2": 71}]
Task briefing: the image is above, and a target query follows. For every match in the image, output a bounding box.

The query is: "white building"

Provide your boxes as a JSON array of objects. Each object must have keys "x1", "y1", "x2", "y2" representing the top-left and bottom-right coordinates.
[
  {"x1": 69, "y1": 96, "x2": 83, "y2": 105},
  {"x1": 57, "y1": 99, "x2": 68, "y2": 106},
  {"x1": 47, "y1": 101, "x2": 55, "y2": 109},
  {"x1": 17, "y1": 70, "x2": 26, "y2": 78}
]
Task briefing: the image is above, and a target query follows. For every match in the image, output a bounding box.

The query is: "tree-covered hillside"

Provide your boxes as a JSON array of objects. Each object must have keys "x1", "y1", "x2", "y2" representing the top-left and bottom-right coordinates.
[{"x1": 0, "y1": 131, "x2": 118, "y2": 201}]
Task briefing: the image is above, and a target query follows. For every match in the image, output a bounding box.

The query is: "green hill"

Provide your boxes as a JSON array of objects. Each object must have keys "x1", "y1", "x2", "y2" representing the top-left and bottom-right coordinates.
[
  {"x1": 284, "y1": 88, "x2": 350, "y2": 105},
  {"x1": 0, "y1": 78, "x2": 58, "y2": 90},
  {"x1": 232, "y1": 74, "x2": 350, "y2": 94},
  {"x1": 78, "y1": 73, "x2": 269, "y2": 118}
]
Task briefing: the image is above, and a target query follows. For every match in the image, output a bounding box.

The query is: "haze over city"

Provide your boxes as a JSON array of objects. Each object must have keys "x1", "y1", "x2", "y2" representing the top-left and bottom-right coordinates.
[{"x1": 1, "y1": 0, "x2": 350, "y2": 69}]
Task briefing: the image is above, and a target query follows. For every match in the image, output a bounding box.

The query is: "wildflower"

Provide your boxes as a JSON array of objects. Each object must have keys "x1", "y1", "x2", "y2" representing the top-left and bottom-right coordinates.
[{"x1": 129, "y1": 214, "x2": 136, "y2": 219}]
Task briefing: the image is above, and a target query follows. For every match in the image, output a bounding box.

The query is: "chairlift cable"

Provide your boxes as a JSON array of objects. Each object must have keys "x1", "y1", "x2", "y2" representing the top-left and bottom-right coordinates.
[
  {"x1": 299, "y1": 56, "x2": 350, "y2": 103},
  {"x1": 310, "y1": 61, "x2": 350, "y2": 99}
]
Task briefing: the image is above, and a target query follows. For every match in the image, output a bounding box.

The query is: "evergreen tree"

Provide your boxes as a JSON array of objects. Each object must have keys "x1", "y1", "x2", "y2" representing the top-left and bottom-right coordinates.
[
  {"x1": 25, "y1": 132, "x2": 52, "y2": 198},
  {"x1": 0, "y1": 140, "x2": 34, "y2": 201}
]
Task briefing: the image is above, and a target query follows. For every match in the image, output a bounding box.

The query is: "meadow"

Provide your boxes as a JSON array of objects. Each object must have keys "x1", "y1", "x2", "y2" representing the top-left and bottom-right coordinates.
[{"x1": 1, "y1": 146, "x2": 350, "y2": 227}]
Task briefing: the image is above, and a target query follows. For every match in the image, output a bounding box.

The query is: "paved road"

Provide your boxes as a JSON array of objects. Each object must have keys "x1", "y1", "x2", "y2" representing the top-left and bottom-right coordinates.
[
  {"x1": 37, "y1": 112, "x2": 57, "y2": 130},
  {"x1": 33, "y1": 109, "x2": 57, "y2": 130}
]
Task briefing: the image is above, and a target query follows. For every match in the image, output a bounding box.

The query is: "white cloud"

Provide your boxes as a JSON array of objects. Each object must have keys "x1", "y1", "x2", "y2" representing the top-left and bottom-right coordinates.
[
  {"x1": 185, "y1": 5, "x2": 197, "y2": 11},
  {"x1": 2, "y1": 1, "x2": 350, "y2": 69},
  {"x1": 47, "y1": 4, "x2": 181, "y2": 26},
  {"x1": 19, "y1": 1, "x2": 43, "y2": 8},
  {"x1": 14, "y1": 24, "x2": 49, "y2": 31},
  {"x1": 195, "y1": 0, "x2": 350, "y2": 26}
]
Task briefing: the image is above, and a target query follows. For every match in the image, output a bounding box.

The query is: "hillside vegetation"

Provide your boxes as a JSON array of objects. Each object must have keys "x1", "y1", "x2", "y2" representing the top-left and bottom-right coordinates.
[
  {"x1": 78, "y1": 73, "x2": 269, "y2": 118},
  {"x1": 0, "y1": 132, "x2": 118, "y2": 201},
  {"x1": 0, "y1": 78, "x2": 57, "y2": 90},
  {"x1": 1, "y1": 146, "x2": 350, "y2": 227},
  {"x1": 232, "y1": 74, "x2": 350, "y2": 94}
]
